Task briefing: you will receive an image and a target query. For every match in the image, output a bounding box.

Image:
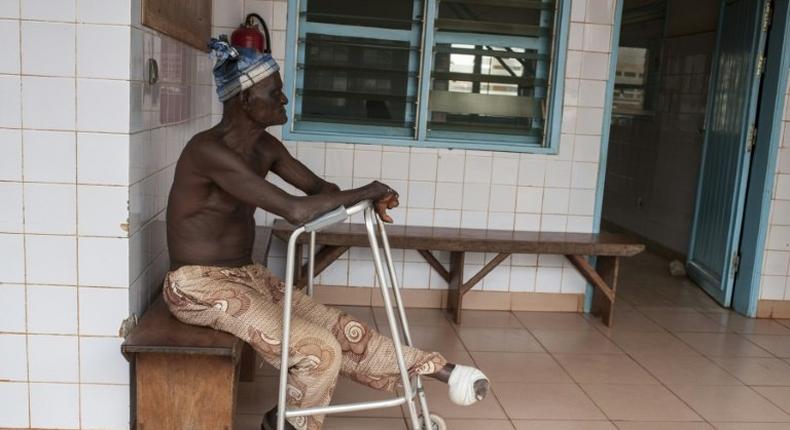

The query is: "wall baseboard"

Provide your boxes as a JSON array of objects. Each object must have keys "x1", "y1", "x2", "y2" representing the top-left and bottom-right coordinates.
[
  {"x1": 313, "y1": 285, "x2": 584, "y2": 313},
  {"x1": 757, "y1": 300, "x2": 790, "y2": 319}
]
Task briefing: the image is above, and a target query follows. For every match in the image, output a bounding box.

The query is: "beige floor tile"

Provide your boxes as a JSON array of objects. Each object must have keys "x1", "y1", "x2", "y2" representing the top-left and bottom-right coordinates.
[
  {"x1": 620, "y1": 294, "x2": 677, "y2": 308},
  {"x1": 608, "y1": 331, "x2": 701, "y2": 356},
  {"x1": 553, "y1": 353, "x2": 658, "y2": 385},
  {"x1": 752, "y1": 386, "x2": 790, "y2": 414},
  {"x1": 413, "y1": 380, "x2": 508, "y2": 419},
  {"x1": 454, "y1": 310, "x2": 525, "y2": 328},
  {"x1": 530, "y1": 329, "x2": 622, "y2": 354},
  {"x1": 777, "y1": 319, "x2": 790, "y2": 329},
  {"x1": 674, "y1": 333, "x2": 773, "y2": 357},
  {"x1": 630, "y1": 354, "x2": 742, "y2": 386},
  {"x1": 337, "y1": 305, "x2": 378, "y2": 327},
  {"x1": 630, "y1": 305, "x2": 703, "y2": 314},
  {"x1": 471, "y1": 351, "x2": 573, "y2": 383},
  {"x1": 612, "y1": 423, "x2": 714, "y2": 430},
  {"x1": 713, "y1": 424, "x2": 790, "y2": 430},
  {"x1": 456, "y1": 327, "x2": 545, "y2": 352},
  {"x1": 702, "y1": 313, "x2": 790, "y2": 335},
  {"x1": 580, "y1": 384, "x2": 701, "y2": 422},
  {"x1": 514, "y1": 311, "x2": 596, "y2": 331},
  {"x1": 445, "y1": 419, "x2": 516, "y2": 429},
  {"x1": 322, "y1": 417, "x2": 407, "y2": 429},
  {"x1": 380, "y1": 325, "x2": 467, "y2": 352},
  {"x1": 709, "y1": 357, "x2": 790, "y2": 386},
  {"x1": 669, "y1": 385, "x2": 790, "y2": 422},
  {"x1": 512, "y1": 420, "x2": 616, "y2": 429},
  {"x1": 435, "y1": 348, "x2": 474, "y2": 366},
  {"x1": 590, "y1": 310, "x2": 666, "y2": 334},
  {"x1": 373, "y1": 307, "x2": 451, "y2": 327},
  {"x1": 640, "y1": 310, "x2": 728, "y2": 333},
  {"x1": 494, "y1": 383, "x2": 606, "y2": 420},
  {"x1": 743, "y1": 335, "x2": 790, "y2": 358}
]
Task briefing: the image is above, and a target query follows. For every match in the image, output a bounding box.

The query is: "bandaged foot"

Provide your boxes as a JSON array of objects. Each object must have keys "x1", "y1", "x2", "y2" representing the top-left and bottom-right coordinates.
[{"x1": 447, "y1": 365, "x2": 489, "y2": 406}]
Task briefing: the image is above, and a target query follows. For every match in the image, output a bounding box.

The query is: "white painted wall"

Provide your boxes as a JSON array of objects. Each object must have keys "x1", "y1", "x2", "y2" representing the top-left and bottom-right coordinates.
[{"x1": 760, "y1": 77, "x2": 790, "y2": 302}]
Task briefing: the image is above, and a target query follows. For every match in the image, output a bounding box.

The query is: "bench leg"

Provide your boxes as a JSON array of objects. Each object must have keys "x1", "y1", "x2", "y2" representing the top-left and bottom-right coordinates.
[
  {"x1": 293, "y1": 243, "x2": 304, "y2": 286},
  {"x1": 135, "y1": 353, "x2": 238, "y2": 430},
  {"x1": 593, "y1": 256, "x2": 619, "y2": 327},
  {"x1": 239, "y1": 342, "x2": 256, "y2": 382},
  {"x1": 446, "y1": 252, "x2": 465, "y2": 324}
]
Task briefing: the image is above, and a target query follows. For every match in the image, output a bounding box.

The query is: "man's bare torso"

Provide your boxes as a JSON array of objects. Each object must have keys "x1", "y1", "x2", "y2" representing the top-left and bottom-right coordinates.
[{"x1": 167, "y1": 129, "x2": 278, "y2": 270}]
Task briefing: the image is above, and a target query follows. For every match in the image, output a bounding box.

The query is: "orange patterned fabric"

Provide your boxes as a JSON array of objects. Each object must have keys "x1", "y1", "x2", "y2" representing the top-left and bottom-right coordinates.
[{"x1": 163, "y1": 263, "x2": 447, "y2": 430}]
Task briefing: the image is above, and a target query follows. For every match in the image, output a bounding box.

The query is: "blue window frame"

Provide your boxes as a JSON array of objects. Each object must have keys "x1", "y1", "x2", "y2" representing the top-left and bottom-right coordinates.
[{"x1": 283, "y1": 0, "x2": 570, "y2": 153}]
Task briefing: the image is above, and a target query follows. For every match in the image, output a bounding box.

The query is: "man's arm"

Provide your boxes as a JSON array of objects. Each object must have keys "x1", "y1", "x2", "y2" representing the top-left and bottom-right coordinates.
[
  {"x1": 266, "y1": 136, "x2": 400, "y2": 222},
  {"x1": 266, "y1": 137, "x2": 339, "y2": 195},
  {"x1": 191, "y1": 139, "x2": 387, "y2": 225}
]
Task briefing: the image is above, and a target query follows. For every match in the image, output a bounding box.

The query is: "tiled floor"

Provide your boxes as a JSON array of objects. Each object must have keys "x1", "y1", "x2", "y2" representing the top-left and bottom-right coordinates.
[{"x1": 235, "y1": 252, "x2": 790, "y2": 429}]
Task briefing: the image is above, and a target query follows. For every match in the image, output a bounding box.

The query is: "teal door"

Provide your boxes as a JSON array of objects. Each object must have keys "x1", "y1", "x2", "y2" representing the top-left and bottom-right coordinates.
[{"x1": 687, "y1": 0, "x2": 770, "y2": 307}]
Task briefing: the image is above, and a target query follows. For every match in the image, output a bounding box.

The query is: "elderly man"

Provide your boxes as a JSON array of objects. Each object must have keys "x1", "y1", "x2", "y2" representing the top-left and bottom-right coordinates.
[{"x1": 162, "y1": 37, "x2": 488, "y2": 430}]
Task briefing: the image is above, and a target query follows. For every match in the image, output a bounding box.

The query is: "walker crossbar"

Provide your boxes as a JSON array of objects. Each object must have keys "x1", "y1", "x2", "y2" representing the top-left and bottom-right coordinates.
[{"x1": 276, "y1": 200, "x2": 438, "y2": 430}]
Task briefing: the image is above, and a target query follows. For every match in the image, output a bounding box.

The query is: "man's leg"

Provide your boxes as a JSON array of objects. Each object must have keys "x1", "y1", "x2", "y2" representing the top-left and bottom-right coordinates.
[
  {"x1": 250, "y1": 263, "x2": 489, "y2": 404},
  {"x1": 163, "y1": 266, "x2": 341, "y2": 430},
  {"x1": 250, "y1": 264, "x2": 447, "y2": 390}
]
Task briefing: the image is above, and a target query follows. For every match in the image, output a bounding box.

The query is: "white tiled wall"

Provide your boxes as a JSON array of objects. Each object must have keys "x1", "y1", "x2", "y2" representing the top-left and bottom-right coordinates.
[
  {"x1": 761, "y1": 77, "x2": 790, "y2": 301},
  {"x1": 126, "y1": 0, "x2": 219, "y2": 323},
  {"x1": 251, "y1": 0, "x2": 616, "y2": 295},
  {"x1": 0, "y1": 0, "x2": 133, "y2": 427},
  {"x1": 0, "y1": 0, "x2": 233, "y2": 428}
]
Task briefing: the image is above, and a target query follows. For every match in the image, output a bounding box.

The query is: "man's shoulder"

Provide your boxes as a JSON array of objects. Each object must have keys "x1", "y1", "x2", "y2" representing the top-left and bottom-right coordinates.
[{"x1": 182, "y1": 130, "x2": 232, "y2": 162}]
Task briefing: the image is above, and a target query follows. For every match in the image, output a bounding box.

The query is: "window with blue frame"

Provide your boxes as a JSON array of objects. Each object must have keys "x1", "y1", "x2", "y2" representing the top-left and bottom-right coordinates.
[{"x1": 283, "y1": 0, "x2": 569, "y2": 153}]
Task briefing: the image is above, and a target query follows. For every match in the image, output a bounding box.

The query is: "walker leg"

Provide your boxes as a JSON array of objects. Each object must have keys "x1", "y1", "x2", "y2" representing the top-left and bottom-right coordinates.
[
  {"x1": 307, "y1": 231, "x2": 316, "y2": 296},
  {"x1": 375, "y1": 218, "x2": 434, "y2": 429},
  {"x1": 278, "y1": 229, "x2": 303, "y2": 430},
  {"x1": 364, "y1": 209, "x2": 421, "y2": 430}
]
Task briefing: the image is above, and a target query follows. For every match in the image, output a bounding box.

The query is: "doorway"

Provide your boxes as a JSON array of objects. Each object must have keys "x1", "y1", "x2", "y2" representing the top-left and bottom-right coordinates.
[{"x1": 600, "y1": 0, "x2": 787, "y2": 315}]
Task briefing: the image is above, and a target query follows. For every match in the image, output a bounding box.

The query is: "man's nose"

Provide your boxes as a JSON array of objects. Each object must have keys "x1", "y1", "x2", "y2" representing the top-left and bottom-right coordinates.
[{"x1": 281, "y1": 94, "x2": 288, "y2": 106}]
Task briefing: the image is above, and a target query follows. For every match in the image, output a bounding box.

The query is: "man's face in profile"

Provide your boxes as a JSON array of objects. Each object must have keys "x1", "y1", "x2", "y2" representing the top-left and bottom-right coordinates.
[{"x1": 243, "y1": 72, "x2": 288, "y2": 127}]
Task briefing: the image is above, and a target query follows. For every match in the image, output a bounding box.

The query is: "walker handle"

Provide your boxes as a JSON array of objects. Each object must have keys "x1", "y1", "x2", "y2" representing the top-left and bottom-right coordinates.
[{"x1": 303, "y1": 206, "x2": 349, "y2": 232}]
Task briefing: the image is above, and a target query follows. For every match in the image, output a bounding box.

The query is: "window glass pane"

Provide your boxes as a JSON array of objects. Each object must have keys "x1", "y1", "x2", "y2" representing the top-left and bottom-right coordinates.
[
  {"x1": 437, "y1": 0, "x2": 551, "y2": 36},
  {"x1": 295, "y1": 0, "x2": 421, "y2": 134},
  {"x1": 613, "y1": 47, "x2": 649, "y2": 114},
  {"x1": 300, "y1": 34, "x2": 417, "y2": 129},
  {"x1": 306, "y1": 0, "x2": 415, "y2": 30},
  {"x1": 429, "y1": 0, "x2": 557, "y2": 140}
]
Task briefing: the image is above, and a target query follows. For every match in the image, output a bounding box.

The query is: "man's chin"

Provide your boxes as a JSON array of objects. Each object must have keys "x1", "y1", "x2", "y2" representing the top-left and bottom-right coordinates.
[{"x1": 260, "y1": 115, "x2": 288, "y2": 128}]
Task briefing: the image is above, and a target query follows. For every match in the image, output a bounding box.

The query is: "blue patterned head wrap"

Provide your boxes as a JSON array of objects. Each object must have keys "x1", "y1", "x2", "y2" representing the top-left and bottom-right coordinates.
[{"x1": 208, "y1": 36, "x2": 280, "y2": 102}]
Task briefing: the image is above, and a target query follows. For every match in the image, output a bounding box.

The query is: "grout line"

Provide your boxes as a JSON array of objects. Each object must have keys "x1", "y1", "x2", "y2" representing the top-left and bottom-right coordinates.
[
  {"x1": 73, "y1": 12, "x2": 83, "y2": 425},
  {"x1": 17, "y1": 8, "x2": 32, "y2": 424}
]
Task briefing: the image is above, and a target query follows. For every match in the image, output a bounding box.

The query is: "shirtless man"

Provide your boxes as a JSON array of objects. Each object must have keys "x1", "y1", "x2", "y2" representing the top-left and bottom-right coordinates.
[{"x1": 162, "y1": 38, "x2": 488, "y2": 430}]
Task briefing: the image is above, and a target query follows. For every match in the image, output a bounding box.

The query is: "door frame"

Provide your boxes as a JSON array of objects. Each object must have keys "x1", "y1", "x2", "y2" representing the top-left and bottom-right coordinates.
[
  {"x1": 733, "y1": 0, "x2": 790, "y2": 316},
  {"x1": 589, "y1": 0, "x2": 625, "y2": 312}
]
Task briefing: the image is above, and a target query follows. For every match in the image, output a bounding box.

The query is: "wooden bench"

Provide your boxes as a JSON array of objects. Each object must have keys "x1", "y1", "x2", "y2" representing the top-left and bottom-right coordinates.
[
  {"x1": 272, "y1": 221, "x2": 644, "y2": 326},
  {"x1": 121, "y1": 227, "x2": 272, "y2": 430}
]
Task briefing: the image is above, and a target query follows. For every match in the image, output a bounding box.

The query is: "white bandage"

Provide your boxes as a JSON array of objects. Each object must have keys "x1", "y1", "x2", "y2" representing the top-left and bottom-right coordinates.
[{"x1": 447, "y1": 365, "x2": 488, "y2": 406}]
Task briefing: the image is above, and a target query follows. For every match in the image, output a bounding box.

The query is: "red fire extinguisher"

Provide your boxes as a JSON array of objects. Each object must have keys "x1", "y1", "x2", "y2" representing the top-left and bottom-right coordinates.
[{"x1": 231, "y1": 13, "x2": 271, "y2": 54}]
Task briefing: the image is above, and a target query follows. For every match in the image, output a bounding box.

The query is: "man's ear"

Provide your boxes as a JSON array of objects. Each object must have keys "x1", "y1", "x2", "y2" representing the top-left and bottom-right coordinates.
[{"x1": 240, "y1": 89, "x2": 251, "y2": 106}]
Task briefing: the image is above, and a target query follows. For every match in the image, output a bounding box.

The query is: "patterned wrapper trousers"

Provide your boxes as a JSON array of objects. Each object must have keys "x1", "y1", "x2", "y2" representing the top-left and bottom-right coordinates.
[{"x1": 162, "y1": 263, "x2": 448, "y2": 430}]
